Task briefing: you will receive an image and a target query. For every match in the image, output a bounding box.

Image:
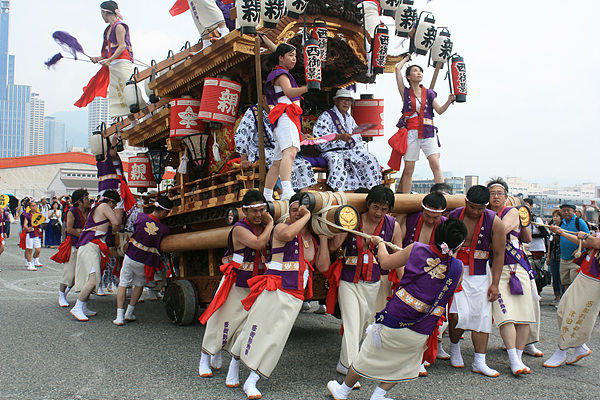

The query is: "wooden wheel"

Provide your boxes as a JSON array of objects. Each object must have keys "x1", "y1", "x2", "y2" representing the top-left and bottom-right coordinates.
[{"x1": 164, "y1": 279, "x2": 198, "y2": 325}]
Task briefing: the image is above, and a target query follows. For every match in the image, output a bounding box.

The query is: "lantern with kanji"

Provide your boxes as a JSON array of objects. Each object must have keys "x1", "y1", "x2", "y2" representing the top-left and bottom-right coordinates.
[
  {"x1": 411, "y1": 11, "x2": 436, "y2": 56},
  {"x1": 394, "y1": 0, "x2": 416, "y2": 37},
  {"x1": 285, "y1": 0, "x2": 308, "y2": 18},
  {"x1": 429, "y1": 27, "x2": 452, "y2": 68},
  {"x1": 371, "y1": 23, "x2": 389, "y2": 75},
  {"x1": 128, "y1": 154, "x2": 157, "y2": 191},
  {"x1": 380, "y1": 0, "x2": 398, "y2": 17},
  {"x1": 198, "y1": 77, "x2": 242, "y2": 126},
  {"x1": 312, "y1": 18, "x2": 328, "y2": 63},
  {"x1": 236, "y1": 0, "x2": 261, "y2": 34},
  {"x1": 304, "y1": 37, "x2": 321, "y2": 91},
  {"x1": 261, "y1": 0, "x2": 285, "y2": 29},
  {"x1": 170, "y1": 98, "x2": 205, "y2": 139},
  {"x1": 352, "y1": 94, "x2": 384, "y2": 138},
  {"x1": 450, "y1": 55, "x2": 467, "y2": 103}
]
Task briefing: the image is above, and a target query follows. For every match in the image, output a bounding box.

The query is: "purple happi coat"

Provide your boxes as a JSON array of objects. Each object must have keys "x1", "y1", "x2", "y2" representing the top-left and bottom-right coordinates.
[
  {"x1": 77, "y1": 204, "x2": 111, "y2": 248},
  {"x1": 448, "y1": 206, "x2": 495, "y2": 275},
  {"x1": 23, "y1": 213, "x2": 40, "y2": 238},
  {"x1": 66, "y1": 206, "x2": 85, "y2": 247},
  {"x1": 397, "y1": 87, "x2": 437, "y2": 139},
  {"x1": 97, "y1": 149, "x2": 124, "y2": 192},
  {"x1": 102, "y1": 20, "x2": 134, "y2": 61},
  {"x1": 403, "y1": 211, "x2": 448, "y2": 247},
  {"x1": 264, "y1": 67, "x2": 301, "y2": 106},
  {"x1": 377, "y1": 242, "x2": 462, "y2": 335},
  {"x1": 341, "y1": 215, "x2": 396, "y2": 283},
  {"x1": 267, "y1": 227, "x2": 317, "y2": 291},
  {"x1": 125, "y1": 213, "x2": 169, "y2": 268},
  {"x1": 224, "y1": 219, "x2": 267, "y2": 288}
]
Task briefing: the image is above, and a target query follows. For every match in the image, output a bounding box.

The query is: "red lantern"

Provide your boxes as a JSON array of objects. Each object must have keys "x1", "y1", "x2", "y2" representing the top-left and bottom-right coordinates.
[
  {"x1": 128, "y1": 155, "x2": 157, "y2": 188},
  {"x1": 450, "y1": 55, "x2": 467, "y2": 103},
  {"x1": 304, "y1": 38, "x2": 321, "y2": 92},
  {"x1": 371, "y1": 23, "x2": 389, "y2": 75},
  {"x1": 312, "y1": 18, "x2": 328, "y2": 63},
  {"x1": 352, "y1": 94, "x2": 384, "y2": 138},
  {"x1": 198, "y1": 77, "x2": 242, "y2": 126},
  {"x1": 169, "y1": 98, "x2": 204, "y2": 139}
]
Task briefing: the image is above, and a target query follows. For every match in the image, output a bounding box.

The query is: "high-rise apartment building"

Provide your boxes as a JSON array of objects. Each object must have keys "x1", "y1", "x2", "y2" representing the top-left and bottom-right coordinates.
[
  {"x1": 88, "y1": 97, "x2": 109, "y2": 146},
  {"x1": 28, "y1": 92, "x2": 45, "y2": 155},
  {"x1": 44, "y1": 116, "x2": 65, "y2": 154},
  {"x1": 0, "y1": 1, "x2": 10, "y2": 101}
]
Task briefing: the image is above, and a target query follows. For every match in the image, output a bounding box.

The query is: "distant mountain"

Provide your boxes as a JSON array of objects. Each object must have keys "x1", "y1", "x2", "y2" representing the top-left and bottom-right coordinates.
[{"x1": 50, "y1": 110, "x2": 88, "y2": 148}]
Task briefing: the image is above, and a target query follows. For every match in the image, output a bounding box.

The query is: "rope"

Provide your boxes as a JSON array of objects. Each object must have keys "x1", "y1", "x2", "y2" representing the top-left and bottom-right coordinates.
[{"x1": 275, "y1": 200, "x2": 289, "y2": 224}]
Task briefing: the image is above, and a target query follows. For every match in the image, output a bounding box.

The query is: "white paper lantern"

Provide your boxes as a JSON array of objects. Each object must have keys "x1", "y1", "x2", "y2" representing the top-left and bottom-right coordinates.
[
  {"x1": 429, "y1": 27, "x2": 452, "y2": 67},
  {"x1": 394, "y1": 0, "x2": 416, "y2": 38},
  {"x1": 380, "y1": 0, "x2": 399, "y2": 17},
  {"x1": 123, "y1": 79, "x2": 144, "y2": 114},
  {"x1": 261, "y1": 0, "x2": 286, "y2": 29},
  {"x1": 285, "y1": 0, "x2": 308, "y2": 19},
  {"x1": 236, "y1": 0, "x2": 261, "y2": 34},
  {"x1": 411, "y1": 12, "x2": 437, "y2": 56},
  {"x1": 90, "y1": 128, "x2": 106, "y2": 161}
]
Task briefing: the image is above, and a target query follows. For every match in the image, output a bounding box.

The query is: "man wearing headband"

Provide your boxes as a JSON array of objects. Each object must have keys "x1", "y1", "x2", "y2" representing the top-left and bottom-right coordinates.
[
  {"x1": 485, "y1": 178, "x2": 539, "y2": 375},
  {"x1": 235, "y1": 95, "x2": 316, "y2": 195},
  {"x1": 230, "y1": 192, "x2": 330, "y2": 399},
  {"x1": 70, "y1": 189, "x2": 121, "y2": 321},
  {"x1": 447, "y1": 185, "x2": 505, "y2": 377},
  {"x1": 112, "y1": 196, "x2": 172, "y2": 325},
  {"x1": 396, "y1": 192, "x2": 448, "y2": 376},
  {"x1": 53, "y1": 189, "x2": 91, "y2": 307},
  {"x1": 312, "y1": 88, "x2": 382, "y2": 192},
  {"x1": 21, "y1": 200, "x2": 43, "y2": 271},
  {"x1": 326, "y1": 185, "x2": 402, "y2": 381},
  {"x1": 198, "y1": 190, "x2": 273, "y2": 385},
  {"x1": 327, "y1": 219, "x2": 467, "y2": 400}
]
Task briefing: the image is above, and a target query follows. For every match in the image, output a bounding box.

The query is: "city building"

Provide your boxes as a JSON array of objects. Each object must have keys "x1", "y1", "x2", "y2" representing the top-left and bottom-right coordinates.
[
  {"x1": 44, "y1": 116, "x2": 66, "y2": 154},
  {"x1": 28, "y1": 92, "x2": 45, "y2": 155}
]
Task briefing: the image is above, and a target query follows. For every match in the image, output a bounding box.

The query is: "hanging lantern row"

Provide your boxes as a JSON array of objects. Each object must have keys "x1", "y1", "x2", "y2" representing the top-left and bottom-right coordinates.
[
  {"x1": 371, "y1": 23, "x2": 389, "y2": 75},
  {"x1": 380, "y1": 0, "x2": 399, "y2": 17},
  {"x1": 429, "y1": 27, "x2": 453, "y2": 68},
  {"x1": 394, "y1": 0, "x2": 417, "y2": 38}
]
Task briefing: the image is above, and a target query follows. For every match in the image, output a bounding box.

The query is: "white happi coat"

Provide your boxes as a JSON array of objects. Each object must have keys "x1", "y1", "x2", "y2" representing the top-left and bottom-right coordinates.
[
  {"x1": 312, "y1": 106, "x2": 381, "y2": 191},
  {"x1": 235, "y1": 107, "x2": 316, "y2": 191}
]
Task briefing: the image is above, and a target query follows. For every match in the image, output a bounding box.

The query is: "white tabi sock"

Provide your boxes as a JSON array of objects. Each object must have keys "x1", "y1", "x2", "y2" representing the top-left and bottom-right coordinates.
[
  {"x1": 370, "y1": 386, "x2": 393, "y2": 400},
  {"x1": 263, "y1": 188, "x2": 274, "y2": 202},
  {"x1": 58, "y1": 291, "x2": 69, "y2": 307},
  {"x1": 125, "y1": 304, "x2": 135, "y2": 318},
  {"x1": 507, "y1": 348, "x2": 522, "y2": 375},
  {"x1": 516, "y1": 349, "x2": 530, "y2": 373},
  {"x1": 199, "y1": 352, "x2": 213, "y2": 377},
  {"x1": 73, "y1": 299, "x2": 84, "y2": 311},
  {"x1": 116, "y1": 308, "x2": 125, "y2": 319},
  {"x1": 339, "y1": 383, "x2": 353, "y2": 397},
  {"x1": 543, "y1": 348, "x2": 567, "y2": 367},
  {"x1": 226, "y1": 358, "x2": 240, "y2": 387},
  {"x1": 450, "y1": 342, "x2": 463, "y2": 367},
  {"x1": 217, "y1": 26, "x2": 230, "y2": 37},
  {"x1": 33, "y1": 257, "x2": 42, "y2": 266},
  {"x1": 472, "y1": 353, "x2": 500, "y2": 377},
  {"x1": 280, "y1": 181, "x2": 294, "y2": 200},
  {"x1": 210, "y1": 351, "x2": 222, "y2": 369},
  {"x1": 244, "y1": 371, "x2": 261, "y2": 399}
]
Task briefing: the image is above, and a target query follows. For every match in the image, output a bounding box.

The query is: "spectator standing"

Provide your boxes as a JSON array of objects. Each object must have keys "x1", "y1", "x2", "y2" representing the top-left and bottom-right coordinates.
[
  {"x1": 524, "y1": 198, "x2": 549, "y2": 294},
  {"x1": 554, "y1": 203, "x2": 590, "y2": 293},
  {"x1": 45, "y1": 202, "x2": 62, "y2": 248},
  {"x1": 38, "y1": 198, "x2": 50, "y2": 247},
  {"x1": 547, "y1": 209, "x2": 563, "y2": 306}
]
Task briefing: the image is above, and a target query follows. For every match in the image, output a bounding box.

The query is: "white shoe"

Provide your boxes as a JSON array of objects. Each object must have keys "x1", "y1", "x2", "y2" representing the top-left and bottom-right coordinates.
[
  {"x1": 543, "y1": 348, "x2": 567, "y2": 367},
  {"x1": 419, "y1": 363, "x2": 428, "y2": 377},
  {"x1": 243, "y1": 378, "x2": 262, "y2": 400},
  {"x1": 471, "y1": 362, "x2": 500, "y2": 377},
  {"x1": 314, "y1": 304, "x2": 327, "y2": 314},
  {"x1": 124, "y1": 314, "x2": 136, "y2": 322},
  {"x1": 210, "y1": 352, "x2": 222, "y2": 370},
  {"x1": 437, "y1": 345, "x2": 451, "y2": 360},
  {"x1": 327, "y1": 380, "x2": 348, "y2": 400},
  {"x1": 107, "y1": 282, "x2": 116, "y2": 292},
  {"x1": 82, "y1": 303, "x2": 97, "y2": 317},
  {"x1": 336, "y1": 360, "x2": 349, "y2": 375},
  {"x1": 523, "y1": 343, "x2": 544, "y2": 357},
  {"x1": 96, "y1": 285, "x2": 106, "y2": 296},
  {"x1": 70, "y1": 307, "x2": 89, "y2": 322},
  {"x1": 113, "y1": 317, "x2": 125, "y2": 326},
  {"x1": 58, "y1": 292, "x2": 69, "y2": 307},
  {"x1": 301, "y1": 301, "x2": 311, "y2": 311},
  {"x1": 566, "y1": 344, "x2": 592, "y2": 365},
  {"x1": 27, "y1": 265, "x2": 37, "y2": 271}
]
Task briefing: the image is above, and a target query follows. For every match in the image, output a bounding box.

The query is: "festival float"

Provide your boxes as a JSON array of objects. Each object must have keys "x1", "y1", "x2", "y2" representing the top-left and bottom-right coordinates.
[{"x1": 77, "y1": 0, "x2": 498, "y2": 325}]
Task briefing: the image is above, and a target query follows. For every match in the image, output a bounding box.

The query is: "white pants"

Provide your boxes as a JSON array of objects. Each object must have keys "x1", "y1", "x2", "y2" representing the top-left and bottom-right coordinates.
[{"x1": 188, "y1": 0, "x2": 224, "y2": 37}]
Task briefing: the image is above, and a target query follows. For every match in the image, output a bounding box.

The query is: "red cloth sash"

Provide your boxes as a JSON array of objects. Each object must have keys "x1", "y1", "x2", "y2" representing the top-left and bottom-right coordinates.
[
  {"x1": 353, "y1": 218, "x2": 384, "y2": 283},
  {"x1": 457, "y1": 207, "x2": 485, "y2": 276},
  {"x1": 74, "y1": 66, "x2": 109, "y2": 108},
  {"x1": 18, "y1": 230, "x2": 26, "y2": 250},
  {"x1": 413, "y1": 215, "x2": 437, "y2": 245},
  {"x1": 90, "y1": 238, "x2": 110, "y2": 273},
  {"x1": 241, "y1": 274, "x2": 308, "y2": 311},
  {"x1": 118, "y1": 176, "x2": 136, "y2": 212},
  {"x1": 268, "y1": 103, "x2": 303, "y2": 142},
  {"x1": 51, "y1": 236, "x2": 73, "y2": 264},
  {"x1": 199, "y1": 261, "x2": 240, "y2": 324},
  {"x1": 405, "y1": 86, "x2": 427, "y2": 138},
  {"x1": 169, "y1": 0, "x2": 189, "y2": 16},
  {"x1": 422, "y1": 315, "x2": 445, "y2": 364},
  {"x1": 387, "y1": 127, "x2": 408, "y2": 171},
  {"x1": 323, "y1": 258, "x2": 344, "y2": 315}
]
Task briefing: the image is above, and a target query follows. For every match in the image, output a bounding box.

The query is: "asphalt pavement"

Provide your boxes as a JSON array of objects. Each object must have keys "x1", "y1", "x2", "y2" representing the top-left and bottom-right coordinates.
[{"x1": 1, "y1": 226, "x2": 599, "y2": 400}]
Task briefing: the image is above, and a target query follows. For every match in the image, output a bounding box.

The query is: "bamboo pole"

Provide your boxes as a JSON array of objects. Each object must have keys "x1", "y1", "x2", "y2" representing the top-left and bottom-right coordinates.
[
  {"x1": 255, "y1": 36, "x2": 266, "y2": 191},
  {"x1": 429, "y1": 64, "x2": 442, "y2": 89}
]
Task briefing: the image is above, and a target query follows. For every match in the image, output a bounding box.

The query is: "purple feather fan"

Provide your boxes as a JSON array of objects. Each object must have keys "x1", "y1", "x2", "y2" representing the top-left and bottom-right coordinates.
[
  {"x1": 52, "y1": 31, "x2": 85, "y2": 60},
  {"x1": 44, "y1": 53, "x2": 64, "y2": 69}
]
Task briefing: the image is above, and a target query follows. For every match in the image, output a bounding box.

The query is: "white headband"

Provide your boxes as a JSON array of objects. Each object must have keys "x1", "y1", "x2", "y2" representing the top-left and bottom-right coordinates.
[
  {"x1": 488, "y1": 183, "x2": 507, "y2": 192},
  {"x1": 101, "y1": 7, "x2": 123, "y2": 20},
  {"x1": 289, "y1": 200, "x2": 299, "y2": 206},
  {"x1": 242, "y1": 203, "x2": 267, "y2": 209},
  {"x1": 421, "y1": 202, "x2": 445, "y2": 213},
  {"x1": 466, "y1": 198, "x2": 489, "y2": 206},
  {"x1": 154, "y1": 201, "x2": 172, "y2": 211}
]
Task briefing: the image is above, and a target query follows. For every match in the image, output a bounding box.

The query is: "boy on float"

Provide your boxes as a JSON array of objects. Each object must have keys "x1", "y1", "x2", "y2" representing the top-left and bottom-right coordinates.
[
  {"x1": 327, "y1": 219, "x2": 468, "y2": 400},
  {"x1": 113, "y1": 196, "x2": 173, "y2": 325},
  {"x1": 263, "y1": 43, "x2": 310, "y2": 201},
  {"x1": 198, "y1": 190, "x2": 273, "y2": 386}
]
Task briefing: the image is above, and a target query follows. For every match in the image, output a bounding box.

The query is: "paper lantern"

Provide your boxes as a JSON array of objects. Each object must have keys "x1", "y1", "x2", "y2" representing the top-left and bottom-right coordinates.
[
  {"x1": 90, "y1": 124, "x2": 107, "y2": 161},
  {"x1": 146, "y1": 148, "x2": 170, "y2": 186},
  {"x1": 429, "y1": 27, "x2": 452, "y2": 68},
  {"x1": 144, "y1": 60, "x2": 160, "y2": 104},
  {"x1": 304, "y1": 37, "x2": 321, "y2": 92},
  {"x1": 312, "y1": 18, "x2": 328, "y2": 63},
  {"x1": 182, "y1": 133, "x2": 211, "y2": 177},
  {"x1": 285, "y1": 0, "x2": 308, "y2": 19},
  {"x1": 450, "y1": 55, "x2": 467, "y2": 103},
  {"x1": 128, "y1": 155, "x2": 157, "y2": 189},
  {"x1": 198, "y1": 77, "x2": 242, "y2": 126},
  {"x1": 394, "y1": 0, "x2": 416, "y2": 37},
  {"x1": 123, "y1": 68, "x2": 145, "y2": 114},
  {"x1": 371, "y1": 23, "x2": 389, "y2": 75},
  {"x1": 411, "y1": 11, "x2": 436, "y2": 56},
  {"x1": 352, "y1": 94, "x2": 384, "y2": 138},
  {"x1": 261, "y1": 0, "x2": 286, "y2": 29},
  {"x1": 236, "y1": 0, "x2": 261, "y2": 34},
  {"x1": 170, "y1": 98, "x2": 205, "y2": 139},
  {"x1": 380, "y1": 0, "x2": 399, "y2": 17}
]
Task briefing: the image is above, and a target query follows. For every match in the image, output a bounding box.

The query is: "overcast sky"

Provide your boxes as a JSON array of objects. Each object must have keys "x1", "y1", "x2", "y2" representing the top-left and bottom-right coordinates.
[{"x1": 8, "y1": 0, "x2": 600, "y2": 186}]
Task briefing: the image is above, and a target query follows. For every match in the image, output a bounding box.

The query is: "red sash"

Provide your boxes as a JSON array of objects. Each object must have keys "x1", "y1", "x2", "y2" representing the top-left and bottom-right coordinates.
[
  {"x1": 74, "y1": 66, "x2": 110, "y2": 108},
  {"x1": 387, "y1": 127, "x2": 408, "y2": 171},
  {"x1": 422, "y1": 315, "x2": 445, "y2": 364},
  {"x1": 51, "y1": 236, "x2": 73, "y2": 264},
  {"x1": 18, "y1": 230, "x2": 26, "y2": 250},
  {"x1": 353, "y1": 218, "x2": 384, "y2": 283},
  {"x1": 268, "y1": 103, "x2": 303, "y2": 142},
  {"x1": 119, "y1": 176, "x2": 136, "y2": 212},
  {"x1": 404, "y1": 86, "x2": 427, "y2": 138},
  {"x1": 199, "y1": 261, "x2": 240, "y2": 324},
  {"x1": 323, "y1": 258, "x2": 344, "y2": 315},
  {"x1": 241, "y1": 274, "x2": 307, "y2": 311},
  {"x1": 457, "y1": 207, "x2": 485, "y2": 276},
  {"x1": 90, "y1": 238, "x2": 110, "y2": 272}
]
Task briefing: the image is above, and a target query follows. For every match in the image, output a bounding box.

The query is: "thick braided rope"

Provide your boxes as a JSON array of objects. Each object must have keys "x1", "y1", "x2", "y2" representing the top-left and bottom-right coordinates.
[
  {"x1": 310, "y1": 192, "x2": 347, "y2": 237},
  {"x1": 275, "y1": 200, "x2": 290, "y2": 224}
]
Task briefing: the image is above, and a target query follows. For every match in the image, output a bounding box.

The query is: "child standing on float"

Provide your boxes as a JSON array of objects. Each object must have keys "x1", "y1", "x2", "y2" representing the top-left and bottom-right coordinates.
[{"x1": 263, "y1": 43, "x2": 309, "y2": 201}]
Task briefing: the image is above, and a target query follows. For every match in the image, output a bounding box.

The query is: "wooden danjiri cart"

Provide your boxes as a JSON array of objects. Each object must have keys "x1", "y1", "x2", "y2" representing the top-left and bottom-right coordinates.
[{"x1": 97, "y1": 1, "x2": 466, "y2": 325}]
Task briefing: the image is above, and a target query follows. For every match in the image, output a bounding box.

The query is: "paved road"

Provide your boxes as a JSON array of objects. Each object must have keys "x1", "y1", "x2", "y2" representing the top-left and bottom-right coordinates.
[{"x1": 1, "y1": 228, "x2": 599, "y2": 400}]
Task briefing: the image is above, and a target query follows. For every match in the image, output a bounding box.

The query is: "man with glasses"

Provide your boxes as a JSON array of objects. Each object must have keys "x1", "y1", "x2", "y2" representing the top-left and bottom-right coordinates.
[
  {"x1": 312, "y1": 88, "x2": 382, "y2": 191},
  {"x1": 447, "y1": 185, "x2": 505, "y2": 377}
]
